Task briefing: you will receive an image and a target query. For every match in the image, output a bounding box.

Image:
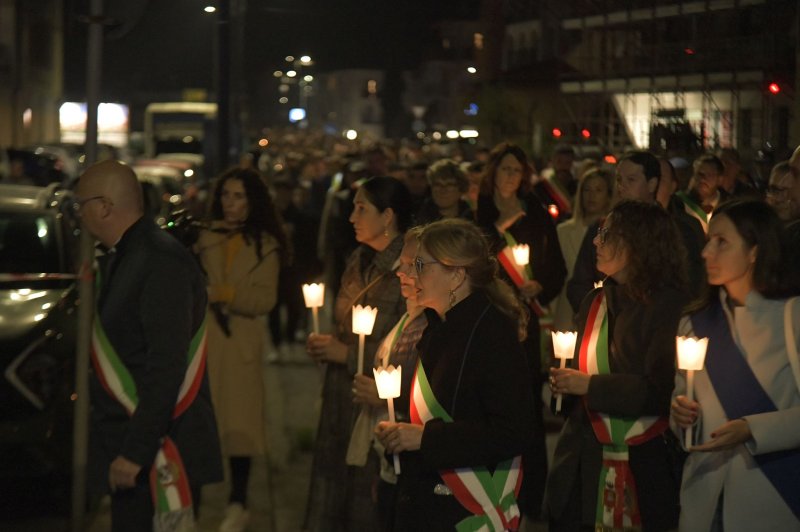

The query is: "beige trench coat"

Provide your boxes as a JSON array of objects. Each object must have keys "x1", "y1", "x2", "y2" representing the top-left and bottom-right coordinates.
[{"x1": 195, "y1": 224, "x2": 280, "y2": 456}]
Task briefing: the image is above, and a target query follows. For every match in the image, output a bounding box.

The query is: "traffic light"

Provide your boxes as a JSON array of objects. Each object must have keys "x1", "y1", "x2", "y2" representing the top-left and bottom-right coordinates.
[
  {"x1": 768, "y1": 82, "x2": 781, "y2": 95},
  {"x1": 552, "y1": 128, "x2": 562, "y2": 138},
  {"x1": 581, "y1": 128, "x2": 591, "y2": 139}
]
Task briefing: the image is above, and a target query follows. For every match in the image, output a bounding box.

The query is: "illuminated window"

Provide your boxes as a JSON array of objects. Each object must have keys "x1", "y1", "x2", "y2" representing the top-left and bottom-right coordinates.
[
  {"x1": 474, "y1": 33, "x2": 484, "y2": 50},
  {"x1": 367, "y1": 80, "x2": 377, "y2": 94}
]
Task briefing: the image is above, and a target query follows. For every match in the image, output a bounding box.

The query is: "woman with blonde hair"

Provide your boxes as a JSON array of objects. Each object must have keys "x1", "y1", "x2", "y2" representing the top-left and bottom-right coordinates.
[{"x1": 376, "y1": 218, "x2": 535, "y2": 531}]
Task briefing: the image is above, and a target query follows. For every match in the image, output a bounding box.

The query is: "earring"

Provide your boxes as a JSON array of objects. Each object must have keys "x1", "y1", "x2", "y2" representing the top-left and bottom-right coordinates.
[
  {"x1": 448, "y1": 289, "x2": 457, "y2": 309},
  {"x1": 384, "y1": 227, "x2": 390, "y2": 237}
]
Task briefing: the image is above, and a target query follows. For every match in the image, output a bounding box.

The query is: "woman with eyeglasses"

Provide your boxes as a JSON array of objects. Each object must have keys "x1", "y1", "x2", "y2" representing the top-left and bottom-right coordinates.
[
  {"x1": 546, "y1": 200, "x2": 687, "y2": 532},
  {"x1": 670, "y1": 199, "x2": 800, "y2": 531},
  {"x1": 475, "y1": 142, "x2": 567, "y2": 519},
  {"x1": 304, "y1": 176, "x2": 411, "y2": 532},
  {"x1": 375, "y1": 218, "x2": 535, "y2": 531},
  {"x1": 414, "y1": 159, "x2": 474, "y2": 225}
]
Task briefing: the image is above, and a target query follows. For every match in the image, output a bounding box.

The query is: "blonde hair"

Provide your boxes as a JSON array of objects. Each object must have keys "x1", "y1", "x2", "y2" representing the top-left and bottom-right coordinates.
[{"x1": 418, "y1": 218, "x2": 528, "y2": 340}]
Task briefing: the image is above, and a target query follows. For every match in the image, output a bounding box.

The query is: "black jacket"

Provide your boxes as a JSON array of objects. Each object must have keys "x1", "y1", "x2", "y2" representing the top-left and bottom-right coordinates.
[
  {"x1": 89, "y1": 217, "x2": 223, "y2": 494},
  {"x1": 394, "y1": 291, "x2": 535, "y2": 530}
]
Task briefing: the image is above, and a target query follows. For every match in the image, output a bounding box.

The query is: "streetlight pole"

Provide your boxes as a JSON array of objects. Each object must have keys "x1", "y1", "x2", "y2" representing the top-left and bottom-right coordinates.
[{"x1": 216, "y1": 0, "x2": 231, "y2": 173}]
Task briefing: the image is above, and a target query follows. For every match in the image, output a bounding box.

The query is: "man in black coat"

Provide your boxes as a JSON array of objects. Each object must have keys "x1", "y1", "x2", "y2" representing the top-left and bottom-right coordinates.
[{"x1": 77, "y1": 160, "x2": 222, "y2": 531}]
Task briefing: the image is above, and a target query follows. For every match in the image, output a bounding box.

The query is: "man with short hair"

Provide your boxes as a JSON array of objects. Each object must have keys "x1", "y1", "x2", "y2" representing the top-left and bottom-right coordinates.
[
  {"x1": 566, "y1": 150, "x2": 705, "y2": 312},
  {"x1": 716, "y1": 147, "x2": 759, "y2": 197},
  {"x1": 766, "y1": 160, "x2": 800, "y2": 287},
  {"x1": 78, "y1": 160, "x2": 222, "y2": 531},
  {"x1": 676, "y1": 154, "x2": 728, "y2": 233}
]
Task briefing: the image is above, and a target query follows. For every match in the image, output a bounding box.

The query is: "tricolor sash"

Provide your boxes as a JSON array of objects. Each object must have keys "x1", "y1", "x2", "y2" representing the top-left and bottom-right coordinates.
[
  {"x1": 675, "y1": 191, "x2": 709, "y2": 234},
  {"x1": 496, "y1": 232, "x2": 547, "y2": 318},
  {"x1": 540, "y1": 176, "x2": 572, "y2": 217},
  {"x1": 692, "y1": 301, "x2": 800, "y2": 520},
  {"x1": 409, "y1": 359, "x2": 522, "y2": 531},
  {"x1": 91, "y1": 312, "x2": 207, "y2": 530},
  {"x1": 577, "y1": 291, "x2": 668, "y2": 531}
]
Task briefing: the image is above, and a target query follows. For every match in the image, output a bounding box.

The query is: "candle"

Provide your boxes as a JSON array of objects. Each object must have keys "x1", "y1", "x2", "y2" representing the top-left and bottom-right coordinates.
[
  {"x1": 352, "y1": 305, "x2": 378, "y2": 375},
  {"x1": 302, "y1": 283, "x2": 325, "y2": 334},
  {"x1": 676, "y1": 335, "x2": 709, "y2": 449},
  {"x1": 511, "y1": 244, "x2": 530, "y2": 267},
  {"x1": 594, "y1": 280, "x2": 604, "y2": 289},
  {"x1": 373, "y1": 365, "x2": 403, "y2": 474},
  {"x1": 552, "y1": 331, "x2": 578, "y2": 413}
]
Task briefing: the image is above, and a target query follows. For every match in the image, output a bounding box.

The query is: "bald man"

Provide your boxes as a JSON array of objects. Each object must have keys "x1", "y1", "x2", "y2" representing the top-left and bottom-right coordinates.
[{"x1": 77, "y1": 161, "x2": 222, "y2": 531}]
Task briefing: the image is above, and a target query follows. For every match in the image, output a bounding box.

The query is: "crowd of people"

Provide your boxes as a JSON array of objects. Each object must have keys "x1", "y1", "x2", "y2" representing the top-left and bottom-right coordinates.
[{"x1": 71, "y1": 131, "x2": 800, "y2": 532}]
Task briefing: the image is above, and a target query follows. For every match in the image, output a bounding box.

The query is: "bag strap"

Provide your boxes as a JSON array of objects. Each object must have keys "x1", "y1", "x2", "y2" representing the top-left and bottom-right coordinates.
[{"x1": 784, "y1": 297, "x2": 800, "y2": 392}]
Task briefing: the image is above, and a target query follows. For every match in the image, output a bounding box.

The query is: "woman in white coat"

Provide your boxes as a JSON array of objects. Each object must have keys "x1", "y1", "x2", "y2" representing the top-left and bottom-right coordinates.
[{"x1": 671, "y1": 199, "x2": 800, "y2": 531}]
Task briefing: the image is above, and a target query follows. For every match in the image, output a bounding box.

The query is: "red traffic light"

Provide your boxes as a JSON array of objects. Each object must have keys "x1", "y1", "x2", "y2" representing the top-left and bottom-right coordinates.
[
  {"x1": 552, "y1": 128, "x2": 562, "y2": 138},
  {"x1": 768, "y1": 83, "x2": 781, "y2": 94},
  {"x1": 581, "y1": 129, "x2": 591, "y2": 139}
]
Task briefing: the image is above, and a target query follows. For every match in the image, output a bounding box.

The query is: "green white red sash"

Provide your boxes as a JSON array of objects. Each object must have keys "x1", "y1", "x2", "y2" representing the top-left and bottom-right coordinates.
[
  {"x1": 91, "y1": 312, "x2": 208, "y2": 525},
  {"x1": 577, "y1": 291, "x2": 668, "y2": 531},
  {"x1": 675, "y1": 191, "x2": 709, "y2": 233},
  {"x1": 540, "y1": 175, "x2": 572, "y2": 216},
  {"x1": 496, "y1": 232, "x2": 546, "y2": 318},
  {"x1": 409, "y1": 359, "x2": 522, "y2": 531}
]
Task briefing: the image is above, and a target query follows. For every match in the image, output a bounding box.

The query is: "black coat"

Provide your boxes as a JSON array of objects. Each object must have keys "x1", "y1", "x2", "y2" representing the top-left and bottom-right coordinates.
[
  {"x1": 89, "y1": 218, "x2": 223, "y2": 495},
  {"x1": 545, "y1": 282, "x2": 684, "y2": 531},
  {"x1": 394, "y1": 291, "x2": 535, "y2": 531}
]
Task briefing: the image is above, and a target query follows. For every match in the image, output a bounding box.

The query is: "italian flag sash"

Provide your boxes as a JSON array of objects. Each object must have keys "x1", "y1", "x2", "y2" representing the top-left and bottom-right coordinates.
[
  {"x1": 540, "y1": 175, "x2": 572, "y2": 216},
  {"x1": 577, "y1": 291, "x2": 668, "y2": 531},
  {"x1": 675, "y1": 191, "x2": 709, "y2": 234},
  {"x1": 496, "y1": 232, "x2": 546, "y2": 318},
  {"x1": 91, "y1": 313, "x2": 208, "y2": 529},
  {"x1": 409, "y1": 359, "x2": 522, "y2": 531}
]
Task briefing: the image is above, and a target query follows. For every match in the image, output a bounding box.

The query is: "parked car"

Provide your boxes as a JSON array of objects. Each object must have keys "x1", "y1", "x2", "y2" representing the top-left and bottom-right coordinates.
[{"x1": 0, "y1": 183, "x2": 80, "y2": 479}]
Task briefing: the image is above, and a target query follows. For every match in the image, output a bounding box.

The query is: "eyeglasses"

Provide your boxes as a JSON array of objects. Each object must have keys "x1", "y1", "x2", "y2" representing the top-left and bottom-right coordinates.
[
  {"x1": 596, "y1": 225, "x2": 611, "y2": 245},
  {"x1": 72, "y1": 195, "x2": 106, "y2": 214},
  {"x1": 414, "y1": 256, "x2": 440, "y2": 275}
]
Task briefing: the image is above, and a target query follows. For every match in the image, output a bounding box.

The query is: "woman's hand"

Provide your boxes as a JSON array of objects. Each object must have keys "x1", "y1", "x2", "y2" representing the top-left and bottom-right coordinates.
[
  {"x1": 549, "y1": 367, "x2": 590, "y2": 396},
  {"x1": 352, "y1": 374, "x2": 383, "y2": 407},
  {"x1": 691, "y1": 419, "x2": 752, "y2": 452},
  {"x1": 671, "y1": 394, "x2": 700, "y2": 429},
  {"x1": 518, "y1": 280, "x2": 543, "y2": 300},
  {"x1": 306, "y1": 333, "x2": 348, "y2": 364},
  {"x1": 375, "y1": 421, "x2": 423, "y2": 453}
]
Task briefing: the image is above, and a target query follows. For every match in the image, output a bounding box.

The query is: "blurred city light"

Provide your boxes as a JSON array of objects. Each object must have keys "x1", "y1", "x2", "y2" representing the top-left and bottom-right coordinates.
[
  {"x1": 581, "y1": 128, "x2": 592, "y2": 139},
  {"x1": 552, "y1": 128, "x2": 562, "y2": 138},
  {"x1": 467, "y1": 66, "x2": 477, "y2": 74},
  {"x1": 286, "y1": 70, "x2": 297, "y2": 78},
  {"x1": 345, "y1": 129, "x2": 358, "y2": 140},
  {"x1": 446, "y1": 130, "x2": 459, "y2": 139},
  {"x1": 459, "y1": 129, "x2": 479, "y2": 138},
  {"x1": 204, "y1": 6, "x2": 216, "y2": 13},
  {"x1": 769, "y1": 82, "x2": 781, "y2": 94},
  {"x1": 289, "y1": 108, "x2": 307, "y2": 122}
]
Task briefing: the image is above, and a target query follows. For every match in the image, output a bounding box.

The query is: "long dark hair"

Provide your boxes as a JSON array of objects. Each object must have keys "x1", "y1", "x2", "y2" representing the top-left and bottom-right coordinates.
[
  {"x1": 603, "y1": 200, "x2": 688, "y2": 302},
  {"x1": 210, "y1": 167, "x2": 290, "y2": 263},
  {"x1": 359, "y1": 176, "x2": 413, "y2": 233},
  {"x1": 691, "y1": 199, "x2": 795, "y2": 309}
]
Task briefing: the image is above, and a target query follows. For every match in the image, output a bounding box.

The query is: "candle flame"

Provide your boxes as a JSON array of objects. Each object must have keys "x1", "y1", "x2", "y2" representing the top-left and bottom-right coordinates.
[
  {"x1": 512, "y1": 244, "x2": 530, "y2": 266},
  {"x1": 676, "y1": 336, "x2": 709, "y2": 370},
  {"x1": 552, "y1": 330, "x2": 578, "y2": 360},
  {"x1": 352, "y1": 304, "x2": 378, "y2": 335},
  {"x1": 373, "y1": 365, "x2": 402, "y2": 399},
  {"x1": 302, "y1": 283, "x2": 325, "y2": 308}
]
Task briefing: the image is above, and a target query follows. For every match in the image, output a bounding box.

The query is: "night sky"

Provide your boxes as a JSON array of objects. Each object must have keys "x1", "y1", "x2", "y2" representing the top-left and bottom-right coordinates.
[{"x1": 64, "y1": 0, "x2": 481, "y2": 101}]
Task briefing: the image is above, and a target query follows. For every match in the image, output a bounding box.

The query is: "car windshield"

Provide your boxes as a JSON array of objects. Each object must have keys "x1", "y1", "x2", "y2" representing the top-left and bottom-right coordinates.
[{"x1": 0, "y1": 211, "x2": 61, "y2": 273}]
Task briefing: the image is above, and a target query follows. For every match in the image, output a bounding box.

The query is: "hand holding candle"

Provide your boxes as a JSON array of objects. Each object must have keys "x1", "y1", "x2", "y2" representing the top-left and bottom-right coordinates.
[
  {"x1": 352, "y1": 305, "x2": 378, "y2": 375},
  {"x1": 512, "y1": 244, "x2": 530, "y2": 267},
  {"x1": 552, "y1": 331, "x2": 578, "y2": 413},
  {"x1": 302, "y1": 283, "x2": 325, "y2": 334},
  {"x1": 373, "y1": 365, "x2": 403, "y2": 475},
  {"x1": 676, "y1": 335, "x2": 708, "y2": 449}
]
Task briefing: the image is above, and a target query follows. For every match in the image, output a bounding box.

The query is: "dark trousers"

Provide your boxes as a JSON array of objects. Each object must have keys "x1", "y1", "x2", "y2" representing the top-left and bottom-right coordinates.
[{"x1": 111, "y1": 483, "x2": 202, "y2": 532}]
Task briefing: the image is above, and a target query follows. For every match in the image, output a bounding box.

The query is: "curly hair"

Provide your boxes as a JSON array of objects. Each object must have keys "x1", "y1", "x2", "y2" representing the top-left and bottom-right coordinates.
[
  {"x1": 602, "y1": 200, "x2": 687, "y2": 302},
  {"x1": 418, "y1": 218, "x2": 528, "y2": 340},
  {"x1": 210, "y1": 166, "x2": 290, "y2": 264}
]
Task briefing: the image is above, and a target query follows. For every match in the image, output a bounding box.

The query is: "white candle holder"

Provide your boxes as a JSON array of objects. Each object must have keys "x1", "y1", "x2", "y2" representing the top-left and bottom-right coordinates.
[
  {"x1": 552, "y1": 331, "x2": 578, "y2": 413},
  {"x1": 302, "y1": 283, "x2": 325, "y2": 334},
  {"x1": 511, "y1": 244, "x2": 530, "y2": 267},
  {"x1": 352, "y1": 305, "x2": 378, "y2": 375},
  {"x1": 594, "y1": 280, "x2": 604, "y2": 289},
  {"x1": 374, "y1": 365, "x2": 402, "y2": 474},
  {"x1": 676, "y1": 335, "x2": 709, "y2": 449}
]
